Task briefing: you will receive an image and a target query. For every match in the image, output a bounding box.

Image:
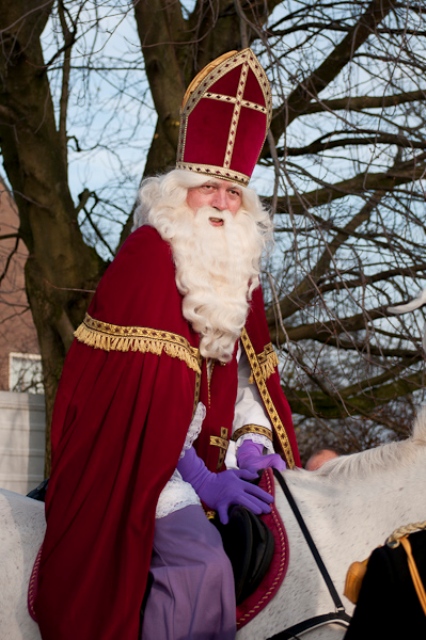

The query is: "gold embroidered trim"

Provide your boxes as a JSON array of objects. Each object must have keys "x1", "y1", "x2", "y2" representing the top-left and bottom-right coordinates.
[
  {"x1": 241, "y1": 328, "x2": 295, "y2": 469},
  {"x1": 193, "y1": 367, "x2": 202, "y2": 417},
  {"x1": 176, "y1": 49, "x2": 272, "y2": 186},
  {"x1": 248, "y1": 346, "x2": 277, "y2": 383},
  {"x1": 175, "y1": 162, "x2": 250, "y2": 186},
  {"x1": 254, "y1": 343, "x2": 279, "y2": 382},
  {"x1": 223, "y1": 61, "x2": 249, "y2": 168},
  {"x1": 236, "y1": 469, "x2": 287, "y2": 627},
  {"x1": 181, "y1": 49, "x2": 271, "y2": 126},
  {"x1": 74, "y1": 313, "x2": 201, "y2": 373},
  {"x1": 206, "y1": 359, "x2": 216, "y2": 407},
  {"x1": 210, "y1": 427, "x2": 229, "y2": 469},
  {"x1": 203, "y1": 91, "x2": 268, "y2": 115},
  {"x1": 232, "y1": 424, "x2": 273, "y2": 443}
]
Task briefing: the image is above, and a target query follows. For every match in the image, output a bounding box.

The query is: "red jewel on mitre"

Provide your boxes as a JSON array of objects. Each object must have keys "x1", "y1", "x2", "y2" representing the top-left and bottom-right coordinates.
[{"x1": 176, "y1": 49, "x2": 272, "y2": 187}]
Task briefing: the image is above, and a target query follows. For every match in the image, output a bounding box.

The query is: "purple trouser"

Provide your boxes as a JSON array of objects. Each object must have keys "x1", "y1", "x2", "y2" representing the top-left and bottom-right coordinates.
[{"x1": 141, "y1": 505, "x2": 236, "y2": 640}]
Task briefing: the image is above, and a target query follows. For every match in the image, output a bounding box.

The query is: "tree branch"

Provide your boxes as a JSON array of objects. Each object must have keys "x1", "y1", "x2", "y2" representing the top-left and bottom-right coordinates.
[
  {"x1": 301, "y1": 90, "x2": 426, "y2": 115},
  {"x1": 272, "y1": 304, "x2": 388, "y2": 343},
  {"x1": 0, "y1": 234, "x2": 20, "y2": 285},
  {"x1": 269, "y1": 0, "x2": 395, "y2": 141},
  {"x1": 57, "y1": 1, "x2": 78, "y2": 167},
  {"x1": 285, "y1": 369, "x2": 425, "y2": 419},
  {"x1": 273, "y1": 191, "x2": 385, "y2": 320},
  {"x1": 270, "y1": 153, "x2": 426, "y2": 215},
  {"x1": 279, "y1": 132, "x2": 426, "y2": 157}
]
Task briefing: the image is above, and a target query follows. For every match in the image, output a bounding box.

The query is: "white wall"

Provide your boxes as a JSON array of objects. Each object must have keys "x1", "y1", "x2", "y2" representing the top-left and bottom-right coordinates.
[{"x1": 0, "y1": 390, "x2": 46, "y2": 494}]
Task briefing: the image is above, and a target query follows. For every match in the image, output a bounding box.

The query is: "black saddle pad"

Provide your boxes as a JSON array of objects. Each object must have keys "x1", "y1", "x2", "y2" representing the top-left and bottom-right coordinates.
[
  {"x1": 344, "y1": 528, "x2": 426, "y2": 640},
  {"x1": 212, "y1": 505, "x2": 275, "y2": 605}
]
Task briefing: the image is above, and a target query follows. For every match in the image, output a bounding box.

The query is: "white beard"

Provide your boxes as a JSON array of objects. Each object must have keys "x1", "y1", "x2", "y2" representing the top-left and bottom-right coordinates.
[{"x1": 149, "y1": 203, "x2": 265, "y2": 362}]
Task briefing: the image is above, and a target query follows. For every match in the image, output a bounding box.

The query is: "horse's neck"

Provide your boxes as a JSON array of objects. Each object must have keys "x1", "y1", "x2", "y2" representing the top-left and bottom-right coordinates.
[
  {"x1": 239, "y1": 445, "x2": 426, "y2": 640},
  {"x1": 286, "y1": 452, "x2": 425, "y2": 556},
  {"x1": 238, "y1": 471, "x2": 354, "y2": 640}
]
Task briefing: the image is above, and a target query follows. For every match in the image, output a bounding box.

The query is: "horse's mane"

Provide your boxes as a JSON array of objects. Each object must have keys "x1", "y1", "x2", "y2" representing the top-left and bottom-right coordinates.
[{"x1": 306, "y1": 407, "x2": 426, "y2": 481}]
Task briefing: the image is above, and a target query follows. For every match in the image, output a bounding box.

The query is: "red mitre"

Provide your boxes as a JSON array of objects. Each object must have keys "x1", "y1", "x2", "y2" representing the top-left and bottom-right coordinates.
[{"x1": 176, "y1": 49, "x2": 272, "y2": 186}]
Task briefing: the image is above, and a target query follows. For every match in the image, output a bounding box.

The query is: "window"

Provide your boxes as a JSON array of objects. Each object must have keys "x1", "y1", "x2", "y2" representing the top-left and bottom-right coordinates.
[{"x1": 9, "y1": 352, "x2": 44, "y2": 394}]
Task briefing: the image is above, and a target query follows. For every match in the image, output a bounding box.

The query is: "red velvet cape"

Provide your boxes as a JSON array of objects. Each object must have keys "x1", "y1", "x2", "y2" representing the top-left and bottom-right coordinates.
[{"x1": 34, "y1": 226, "x2": 299, "y2": 640}]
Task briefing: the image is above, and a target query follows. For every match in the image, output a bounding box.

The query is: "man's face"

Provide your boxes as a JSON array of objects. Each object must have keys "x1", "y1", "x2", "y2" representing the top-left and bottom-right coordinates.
[{"x1": 186, "y1": 179, "x2": 242, "y2": 226}]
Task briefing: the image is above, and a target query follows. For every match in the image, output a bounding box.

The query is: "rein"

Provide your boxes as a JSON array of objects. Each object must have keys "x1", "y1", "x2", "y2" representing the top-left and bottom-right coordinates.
[{"x1": 266, "y1": 469, "x2": 352, "y2": 639}]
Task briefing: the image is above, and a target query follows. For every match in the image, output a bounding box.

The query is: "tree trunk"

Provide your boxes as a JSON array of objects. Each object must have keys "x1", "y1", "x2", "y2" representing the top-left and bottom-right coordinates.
[{"x1": 0, "y1": 1, "x2": 105, "y2": 472}]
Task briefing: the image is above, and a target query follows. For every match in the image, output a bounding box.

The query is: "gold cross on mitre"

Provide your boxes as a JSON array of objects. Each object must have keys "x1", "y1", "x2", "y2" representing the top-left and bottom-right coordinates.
[{"x1": 176, "y1": 49, "x2": 272, "y2": 186}]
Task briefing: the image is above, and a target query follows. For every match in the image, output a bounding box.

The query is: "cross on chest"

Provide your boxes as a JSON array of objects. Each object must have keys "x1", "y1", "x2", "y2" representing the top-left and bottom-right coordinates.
[{"x1": 210, "y1": 427, "x2": 229, "y2": 469}]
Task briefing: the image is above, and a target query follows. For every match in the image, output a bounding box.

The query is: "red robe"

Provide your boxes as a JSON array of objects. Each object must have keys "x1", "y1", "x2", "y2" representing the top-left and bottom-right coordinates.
[{"x1": 34, "y1": 226, "x2": 300, "y2": 640}]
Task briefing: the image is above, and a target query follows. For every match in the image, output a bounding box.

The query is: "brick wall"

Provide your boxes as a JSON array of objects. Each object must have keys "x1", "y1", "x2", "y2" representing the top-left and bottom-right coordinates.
[
  {"x1": 0, "y1": 180, "x2": 45, "y2": 494},
  {"x1": 0, "y1": 180, "x2": 40, "y2": 391}
]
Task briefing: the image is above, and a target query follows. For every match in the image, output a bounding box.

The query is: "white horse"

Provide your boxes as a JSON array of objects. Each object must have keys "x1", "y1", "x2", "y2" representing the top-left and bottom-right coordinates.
[{"x1": 1, "y1": 408, "x2": 426, "y2": 640}]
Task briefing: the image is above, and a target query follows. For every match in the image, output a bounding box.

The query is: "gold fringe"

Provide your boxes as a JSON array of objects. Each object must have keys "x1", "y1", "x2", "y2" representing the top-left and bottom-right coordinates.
[
  {"x1": 248, "y1": 343, "x2": 278, "y2": 384},
  {"x1": 258, "y1": 344, "x2": 279, "y2": 380},
  {"x1": 241, "y1": 329, "x2": 295, "y2": 469},
  {"x1": 74, "y1": 314, "x2": 201, "y2": 373}
]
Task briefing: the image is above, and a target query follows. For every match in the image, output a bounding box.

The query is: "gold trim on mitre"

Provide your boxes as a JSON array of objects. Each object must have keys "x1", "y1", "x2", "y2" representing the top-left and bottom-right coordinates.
[
  {"x1": 176, "y1": 48, "x2": 272, "y2": 185},
  {"x1": 74, "y1": 313, "x2": 201, "y2": 373},
  {"x1": 174, "y1": 162, "x2": 251, "y2": 187},
  {"x1": 181, "y1": 51, "x2": 238, "y2": 107},
  {"x1": 257, "y1": 342, "x2": 279, "y2": 380}
]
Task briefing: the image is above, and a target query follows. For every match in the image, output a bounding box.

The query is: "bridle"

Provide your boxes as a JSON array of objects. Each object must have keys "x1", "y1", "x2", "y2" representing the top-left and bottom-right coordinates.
[{"x1": 266, "y1": 469, "x2": 352, "y2": 640}]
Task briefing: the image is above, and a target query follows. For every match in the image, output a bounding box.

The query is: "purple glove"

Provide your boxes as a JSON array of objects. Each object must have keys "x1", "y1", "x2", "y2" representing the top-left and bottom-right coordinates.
[
  {"x1": 237, "y1": 440, "x2": 286, "y2": 473},
  {"x1": 177, "y1": 446, "x2": 273, "y2": 524}
]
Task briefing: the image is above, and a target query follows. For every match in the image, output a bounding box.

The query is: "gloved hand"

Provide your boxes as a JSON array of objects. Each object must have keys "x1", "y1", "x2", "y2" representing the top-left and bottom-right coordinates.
[
  {"x1": 177, "y1": 446, "x2": 273, "y2": 524},
  {"x1": 237, "y1": 440, "x2": 286, "y2": 473}
]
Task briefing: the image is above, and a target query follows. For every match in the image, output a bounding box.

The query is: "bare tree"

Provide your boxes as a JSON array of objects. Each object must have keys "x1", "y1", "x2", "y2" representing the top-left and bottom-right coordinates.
[{"x1": 0, "y1": 0, "x2": 425, "y2": 469}]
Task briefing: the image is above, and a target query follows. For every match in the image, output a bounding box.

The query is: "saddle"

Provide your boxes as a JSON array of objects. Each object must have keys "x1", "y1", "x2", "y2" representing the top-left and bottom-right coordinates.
[
  {"x1": 212, "y1": 504, "x2": 275, "y2": 605},
  {"x1": 27, "y1": 471, "x2": 286, "y2": 628},
  {"x1": 211, "y1": 468, "x2": 289, "y2": 631}
]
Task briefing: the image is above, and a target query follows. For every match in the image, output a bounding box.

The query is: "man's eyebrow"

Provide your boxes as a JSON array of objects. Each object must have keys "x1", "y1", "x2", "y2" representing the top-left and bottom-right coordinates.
[{"x1": 193, "y1": 181, "x2": 215, "y2": 188}]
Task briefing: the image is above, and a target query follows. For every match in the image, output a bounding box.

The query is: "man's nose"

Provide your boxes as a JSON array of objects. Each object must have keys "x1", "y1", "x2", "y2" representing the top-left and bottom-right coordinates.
[{"x1": 212, "y1": 189, "x2": 228, "y2": 211}]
